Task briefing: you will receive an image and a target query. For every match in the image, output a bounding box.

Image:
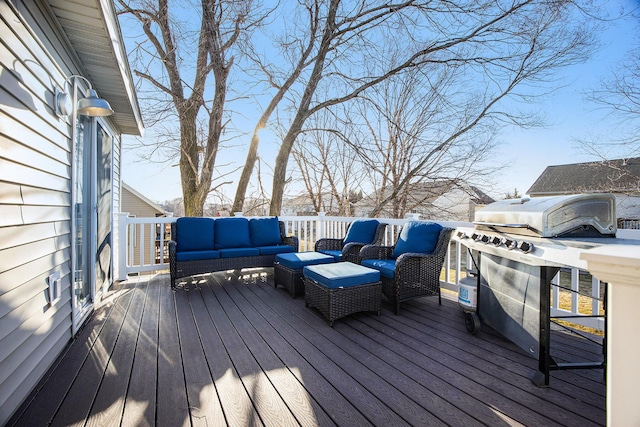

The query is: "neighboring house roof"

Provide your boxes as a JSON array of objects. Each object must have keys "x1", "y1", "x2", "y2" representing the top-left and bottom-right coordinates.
[
  {"x1": 122, "y1": 182, "x2": 166, "y2": 215},
  {"x1": 49, "y1": 0, "x2": 144, "y2": 135},
  {"x1": 527, "y1": 158, "x2": 640, "y2": 196},
  {"x1": 285, "y1": 192, "x2": 344, "y2": 213},
  {"x1": 356, "y1": 180, "x2": 495, "y2": 209}
]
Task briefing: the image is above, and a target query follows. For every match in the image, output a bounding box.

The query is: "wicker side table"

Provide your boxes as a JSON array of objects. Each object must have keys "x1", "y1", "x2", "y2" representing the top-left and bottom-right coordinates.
[
  {"x1": 303, "y1": 262, "x2": 382, "y2": 326},
  {"x1": 274, "y1": 252, "x2": 334, "y2": 298}
]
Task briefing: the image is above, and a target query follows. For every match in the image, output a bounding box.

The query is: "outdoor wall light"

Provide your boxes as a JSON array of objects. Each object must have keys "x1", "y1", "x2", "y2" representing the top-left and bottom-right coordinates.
[{"x1": 55, "y1": 74, "x2": 114, "y2": 117}]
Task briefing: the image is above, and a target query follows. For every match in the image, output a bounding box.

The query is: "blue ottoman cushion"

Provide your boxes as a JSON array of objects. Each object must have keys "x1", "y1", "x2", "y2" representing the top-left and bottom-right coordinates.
[
  {"x1": 303, "y1": 262, "x2": 380, "y2": 289},
  {"x1": 276, "y1": 252, "x2": 334, "y2": 269},
  {"x1": 361, "y1": 259, "x2": 396, "y2": 279}
]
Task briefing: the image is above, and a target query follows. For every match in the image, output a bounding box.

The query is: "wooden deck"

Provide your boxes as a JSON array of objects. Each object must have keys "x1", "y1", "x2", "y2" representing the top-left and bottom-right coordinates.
[{"x1": 10, "y1": 269, "x2": 605, "y2": 426}]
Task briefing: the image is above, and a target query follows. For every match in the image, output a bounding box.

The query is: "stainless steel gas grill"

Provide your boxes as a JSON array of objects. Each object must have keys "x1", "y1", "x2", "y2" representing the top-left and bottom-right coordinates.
[{"x1": 456, "y1": 193, "x2": 621, "y2": 386}]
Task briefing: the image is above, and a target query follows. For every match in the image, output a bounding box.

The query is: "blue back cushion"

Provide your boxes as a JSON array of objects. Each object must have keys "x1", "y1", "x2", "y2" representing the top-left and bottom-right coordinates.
[
  {"x1": 176, "y1": 217, "x2": 215, "y2": 251},
  {"x1": 343, "y1": 219, "x2": 379, "y2": 245},
  {"x1": 392, "y1": 221, "x2": 443, "y2": 258},
  {"x1": 249, "y1": 217, "x2": 282, "y2": 247},
  {"x1": 215, "y1": 217, "x2": 252, "y2": 248}
]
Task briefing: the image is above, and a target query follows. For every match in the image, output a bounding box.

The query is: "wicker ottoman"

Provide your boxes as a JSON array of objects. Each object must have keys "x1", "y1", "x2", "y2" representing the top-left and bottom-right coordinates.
[
  {"x1": 274, "y1": 252, "x2": 335, "y2": 297},
  {"x1": 303, "y1": 262, "x2": 382, "y2": 326}
]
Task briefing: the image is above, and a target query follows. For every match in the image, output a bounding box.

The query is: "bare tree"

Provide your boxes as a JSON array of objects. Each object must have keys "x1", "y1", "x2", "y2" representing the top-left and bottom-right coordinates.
[
  {"x1": 117, "y1": 0, "x2": 261, "y2": 215},
  {"x1": 230, "y1": 2, "x2": 320, "y2": 214},
  {"x1": 334, "y1": 66, "x2": 501, "y2": 218},
  {"x1": 579, "y1": 10, "x2": 640, "y2": 159},
  {"x1": 290, "y1": 110, "x2": 365, "y2": 215},
  {"x1": 265, "y1": 0, "x2": 599, "y2": 215}
]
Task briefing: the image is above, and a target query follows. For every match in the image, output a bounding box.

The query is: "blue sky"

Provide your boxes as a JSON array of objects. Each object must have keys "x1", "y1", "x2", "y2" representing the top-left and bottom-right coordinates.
[{"x1": 121, "y1": 1, "x2": 638, "y2": 206}]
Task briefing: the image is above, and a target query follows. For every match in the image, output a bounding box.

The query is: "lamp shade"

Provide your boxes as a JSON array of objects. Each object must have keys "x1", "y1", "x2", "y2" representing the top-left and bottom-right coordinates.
[{"x1": 77, "y1": 89, "x2": 114, "y2": 116}]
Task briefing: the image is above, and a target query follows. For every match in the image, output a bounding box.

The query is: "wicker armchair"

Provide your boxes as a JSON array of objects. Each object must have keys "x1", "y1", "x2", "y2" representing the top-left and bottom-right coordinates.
[
  {"x1": 314, "y1": 220, "x2": 387, "y2": 264},
  {"x1": 360, "y1": 225, "x2": 454, "y2": 314}
]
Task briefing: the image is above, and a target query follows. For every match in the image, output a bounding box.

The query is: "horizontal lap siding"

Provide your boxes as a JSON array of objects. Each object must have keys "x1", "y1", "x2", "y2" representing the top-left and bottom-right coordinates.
[{"x1": 0, "y1": 1, "x2": 76, "y2": 423}]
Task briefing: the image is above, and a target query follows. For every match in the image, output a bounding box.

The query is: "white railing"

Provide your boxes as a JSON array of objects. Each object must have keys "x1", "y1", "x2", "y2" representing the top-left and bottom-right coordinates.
[{"x1": 114, "y1": 212, "x2": 640, "y2": 332}]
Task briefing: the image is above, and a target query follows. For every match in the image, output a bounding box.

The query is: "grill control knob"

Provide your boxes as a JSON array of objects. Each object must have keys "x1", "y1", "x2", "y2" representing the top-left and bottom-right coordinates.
[
  {"x1": 480, "y1": 235, "x2": 491, "y2": 243},
  {"x1": 505, "y1": 239, "x2": 518, "y2": 250},
  {"x1": 518, "y1": 241, "x2": 534, "y2": 253},
  {"x1": 471, "y1": 233, "x2": 482, "y2": 241},
  {"x1": 490, "y1": 236, "x2": 502, "y2": 246}
]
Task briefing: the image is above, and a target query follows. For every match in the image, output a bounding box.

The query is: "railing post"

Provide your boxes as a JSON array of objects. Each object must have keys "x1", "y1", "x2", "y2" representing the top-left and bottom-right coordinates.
[
  {"x1": 317, "y1": 212, "x2": 326, "y2": 242},
  {"x1": 116, "y1": 212, "x2": 129, "y2": 281}
]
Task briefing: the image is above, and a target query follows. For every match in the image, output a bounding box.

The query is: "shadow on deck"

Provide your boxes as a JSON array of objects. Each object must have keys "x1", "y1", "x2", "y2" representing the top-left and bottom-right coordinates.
[{"x1": 10, "y1": 268, "x2": 605, "y2": 426}]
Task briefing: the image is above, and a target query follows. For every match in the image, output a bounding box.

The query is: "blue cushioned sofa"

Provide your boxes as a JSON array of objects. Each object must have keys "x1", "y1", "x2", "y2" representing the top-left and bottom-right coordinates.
[{"x1": 169, "y1": 217, "x2": 298, "y2": 288}]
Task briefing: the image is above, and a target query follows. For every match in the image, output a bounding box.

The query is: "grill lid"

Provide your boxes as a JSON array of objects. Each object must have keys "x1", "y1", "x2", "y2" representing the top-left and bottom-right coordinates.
[{"x1": 474, "y1": 193, "x2": 617, "y2": 238}]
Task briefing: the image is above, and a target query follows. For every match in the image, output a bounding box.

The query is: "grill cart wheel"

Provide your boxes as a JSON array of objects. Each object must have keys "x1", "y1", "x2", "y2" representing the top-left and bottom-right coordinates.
[{"x1": 465, "y1": 312, "x2": 481, "y2": 335}]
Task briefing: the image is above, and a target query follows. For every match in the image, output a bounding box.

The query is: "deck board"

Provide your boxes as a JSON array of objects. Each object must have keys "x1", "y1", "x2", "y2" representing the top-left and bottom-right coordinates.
[
  {"x1": 122, "y1": 275, "x2": 160, "y2": 427},
  {"x1": 185, "y1": 282, "x2": 263, "y2": 427},
  {"x1": 86, "y1": 279, "x2": 148, "y2": 427},
  {"x1": 10, "y1": 269, "x2": 606, "y2": 427},
  {"x1": 156, "y1": 277, "x2": 189, "y2": 427}
]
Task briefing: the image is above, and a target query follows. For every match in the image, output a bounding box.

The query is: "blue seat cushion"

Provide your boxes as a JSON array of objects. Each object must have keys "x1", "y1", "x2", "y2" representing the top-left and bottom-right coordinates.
[
  {"x1": 176, "y1": 217, "x2": 215, "y2": 251},
  {"x1": 258, "y1": 245, "x2": 296, "y2": 255},
  {"x1": 218, "y1": 247, "x2": 260, "y2": 258},
  {"x1": 303, "y1": 262, "x2": 380, "y2": 289},
  {"x1": 318, "y1": 249, "x2": 342, "y2": 261},
  {"x1": 276, "y1": 251, "x2": 334, "y2": 269},
  {"x1": 392, "y1": 221, "x2": 443, "y2": 258},
  {"x1": 343, "y1": 219, "x2": 379, "y2": 245},
  {"x1": 215, "y1": 217, "x2": 252, "y2": 249},
  {"x1": 250, "y1": 217, "x2": 282, "y2": 247},
  {"x1": 361, "y1": 259, "x2": 396, "y2": 279},
  {"x1": 176, "y1": 250, "x2": 220, "y2": 262}
]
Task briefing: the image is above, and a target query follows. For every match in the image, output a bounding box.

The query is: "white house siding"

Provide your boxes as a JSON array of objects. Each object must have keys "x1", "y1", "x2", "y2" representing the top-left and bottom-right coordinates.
[{"x1": 0, "y1": 1, "x2": 121, "y2": 423}]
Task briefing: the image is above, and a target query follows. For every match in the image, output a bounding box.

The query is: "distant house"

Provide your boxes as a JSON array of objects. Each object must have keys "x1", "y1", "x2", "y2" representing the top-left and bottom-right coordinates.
[
  {"x1": 353, "y1": 180, "x2": 495, "y2": 221},
  {"x1": 0, "y1": 1, "x2": 143, "y2": 423},
  {"x1": 527, "y1": 158, "x2": 640, "y2": 227},
  {"x1": 121, "y1": 183, "x2": 168, "y2": 266},
  {"x1": 281, "y1": 192, "x2": 351, "y2": 216}
]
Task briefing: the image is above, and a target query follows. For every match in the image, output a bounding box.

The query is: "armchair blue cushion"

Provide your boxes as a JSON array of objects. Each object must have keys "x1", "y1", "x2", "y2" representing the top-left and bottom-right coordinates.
[
  {"x1": 321, "y1": 250, "x2": 343, "y2": 261},
  {"x1": 343, "y1": 219, "x2": 380, "y2": 245},
  {"x1": 392, "y1": 221, "x2": 443, "y2": 258},
  {"x1": 176, "y1": 217, "x2": 215, "y2": 251},
  {"x1": 215, "y1": 217, "x2": 252, "y2": 248},
  {"x1": 361, "y1": 259, "x2": 396, "y2": 279},
  {"x1": 250, "y1": 217, "x2": 282, "y2": 247}
]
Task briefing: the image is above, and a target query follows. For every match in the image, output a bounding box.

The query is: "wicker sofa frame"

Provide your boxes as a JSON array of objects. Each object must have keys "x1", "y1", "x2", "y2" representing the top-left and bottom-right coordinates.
[
  {"x1": 314, "y1": 222, "x2": 387, "y2": 263},
  {"x1": 359, "y1": 227, "x2": 454, "y2": 314},
  {"x1": 169, "y1": 221, "x2": 298, "y2": 289}
]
